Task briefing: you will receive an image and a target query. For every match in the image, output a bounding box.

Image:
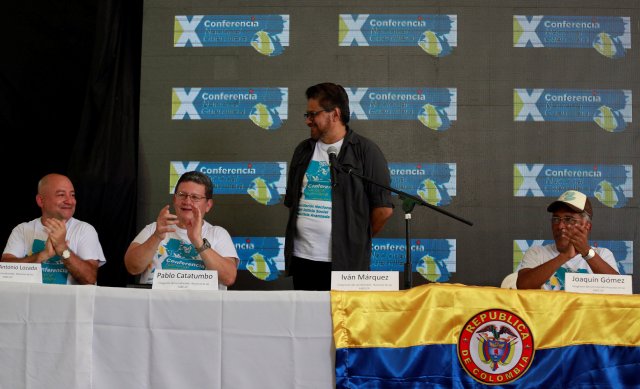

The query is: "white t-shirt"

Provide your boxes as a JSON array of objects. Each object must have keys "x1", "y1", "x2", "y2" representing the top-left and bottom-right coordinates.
[
  {"x1": 516, "y1": 244, "x2": 618, "y2": 290},
  {"x1": 133, "y1": 221, "x2": 238, "y2": 290},
  {"x1": 293, "y1": 139, "x2": 344, "y2": 262},
  {"x1": 3, "y1": 217, "x2": 106, "y2": 285}
]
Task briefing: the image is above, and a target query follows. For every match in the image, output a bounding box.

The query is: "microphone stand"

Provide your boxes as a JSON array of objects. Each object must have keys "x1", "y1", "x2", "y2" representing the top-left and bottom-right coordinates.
[{"x1": 332, "y1": 162, "x2": 473, "y2": 290}]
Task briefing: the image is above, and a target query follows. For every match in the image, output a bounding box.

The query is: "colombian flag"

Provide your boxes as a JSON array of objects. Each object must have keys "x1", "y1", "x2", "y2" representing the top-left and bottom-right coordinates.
[{"x1": 331, "y1": 283, "x2": 640, "y2": 388}]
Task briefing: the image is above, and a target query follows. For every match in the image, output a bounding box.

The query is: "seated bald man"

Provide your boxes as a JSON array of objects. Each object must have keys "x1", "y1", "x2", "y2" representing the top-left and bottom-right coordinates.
[{"x1": 2, "y1": 173, "x2": 106, "y2": 284}]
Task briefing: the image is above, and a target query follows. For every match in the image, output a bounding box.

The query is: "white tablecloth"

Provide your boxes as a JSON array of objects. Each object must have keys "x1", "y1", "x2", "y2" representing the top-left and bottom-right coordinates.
[{"x1": 0, "y1": 283, "x2": 334, "y2": 389}]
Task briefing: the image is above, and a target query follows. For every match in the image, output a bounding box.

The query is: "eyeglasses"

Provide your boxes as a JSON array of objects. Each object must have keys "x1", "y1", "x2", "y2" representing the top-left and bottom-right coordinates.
[
  {"x1": 175, "y1": 191, "x2": 208, "y2": 203},
  {"x1": 303, "y1": 109, "x2": 332, "y2": 119},
  {"x1": 551, "y1": 216, "x2": 580, "y2": 225}
]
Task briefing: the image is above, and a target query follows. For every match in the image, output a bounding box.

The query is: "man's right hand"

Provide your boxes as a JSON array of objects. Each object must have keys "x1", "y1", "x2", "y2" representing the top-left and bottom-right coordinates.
[{"x1": 154, "y1": 205, "x2": 178, "y2": 240}]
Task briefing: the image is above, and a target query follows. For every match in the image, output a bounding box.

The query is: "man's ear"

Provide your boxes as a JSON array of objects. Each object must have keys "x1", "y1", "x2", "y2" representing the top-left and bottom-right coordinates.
[
  {"x1": 332, "y1": 107, "x2": 341, "y2": 122},
  {"x1": 36, "y1": 194, "x2": 44, "y2": 208}
]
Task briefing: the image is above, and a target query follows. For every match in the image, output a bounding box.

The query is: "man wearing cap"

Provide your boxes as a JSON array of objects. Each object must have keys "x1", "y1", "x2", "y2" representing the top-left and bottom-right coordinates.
[{"x1": 516, "y1": 190, "x2": 619, "y2": 290}]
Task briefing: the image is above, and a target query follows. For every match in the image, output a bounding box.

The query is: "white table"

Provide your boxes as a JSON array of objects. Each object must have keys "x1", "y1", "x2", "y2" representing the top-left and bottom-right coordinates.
[{"x1": 0, "y1": 283, "x2": 334, "y2": 389}]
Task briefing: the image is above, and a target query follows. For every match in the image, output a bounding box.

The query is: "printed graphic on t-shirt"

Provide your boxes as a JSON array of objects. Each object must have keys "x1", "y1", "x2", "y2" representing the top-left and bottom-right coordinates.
[
  {"x1": 547, "y1": 266, "x2": 589, "y2": 290},
  {"x1": 32, "y1": 239, "x2": 68, "y2": 284},
  {"x1": 159, "y1": 238, "x2": 205, "y2": 270},
  {"x1": 297, "y1": 160, "x2": 332, "y2": 220}
]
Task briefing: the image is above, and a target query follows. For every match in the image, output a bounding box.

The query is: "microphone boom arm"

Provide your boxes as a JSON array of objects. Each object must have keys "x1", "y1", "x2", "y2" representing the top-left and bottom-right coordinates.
[
  {"x1": 334, "y1": 162, "x2": 473, "y2": 289},
  {"x1": 335, "y1": 164, "x2": 473, "y2": 226}
]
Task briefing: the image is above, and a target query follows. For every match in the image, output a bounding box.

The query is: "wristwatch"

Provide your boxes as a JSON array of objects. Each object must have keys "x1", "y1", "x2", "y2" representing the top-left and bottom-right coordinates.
[
  {"x1": 582, "y1": 248, "x2": 596, "y2": 261},
  {"x1": 61, "y1": 249, "x2": 71, "y2": 260},
  {"x1": 196, "y1": 238, "x2": 211, "y2": 254}
]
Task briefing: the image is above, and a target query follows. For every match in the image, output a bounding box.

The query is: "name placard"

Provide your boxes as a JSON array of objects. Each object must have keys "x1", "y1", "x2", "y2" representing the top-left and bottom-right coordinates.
[
  {"x1": 0, "y1": 263, "x2": 42, "y2": 284},
  {"x1": 331, "y1": 271, "x2": 399, "y2": 291},
  {"x1": 152, "y1": 269, "x2": 218, "y2": 290},
  {"x1": 565, "y1": 273, "x2": 632, "y2": 295}
]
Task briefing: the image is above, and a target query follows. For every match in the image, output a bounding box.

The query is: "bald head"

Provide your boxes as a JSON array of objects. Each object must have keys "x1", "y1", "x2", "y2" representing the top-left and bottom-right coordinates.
[
  {"x1": 36, "y1": 174, "x2": 76, "y2": 221},
  {"x1": 38, "y1": 174, "x2": 71, "y2": 194}
]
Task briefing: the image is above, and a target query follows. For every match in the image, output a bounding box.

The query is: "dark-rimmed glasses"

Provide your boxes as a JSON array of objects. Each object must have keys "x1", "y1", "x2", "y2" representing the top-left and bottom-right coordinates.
[
  {"x1": 175, "y1": 191, "x2": 208, "y2": 203},
  {"x1": 303, "y1": 109, "x2": 332, "y2": 119}
]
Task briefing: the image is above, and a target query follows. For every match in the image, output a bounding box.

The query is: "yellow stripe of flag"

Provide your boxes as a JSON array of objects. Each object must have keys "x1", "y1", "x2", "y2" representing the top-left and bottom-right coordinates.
[{"x1": 331, "y1": 283, "x2": 640, "y2": 350}]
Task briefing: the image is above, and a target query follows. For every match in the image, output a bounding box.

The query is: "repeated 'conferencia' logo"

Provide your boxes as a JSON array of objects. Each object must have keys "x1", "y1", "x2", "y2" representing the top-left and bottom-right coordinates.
[
  {"x1": 389, "y1": 163, "x2": 456, "y2": 206},
  {"x1": 346, "y1": 87, "x2": 457, "y2": 131},
  {"x1": 514, "y1": 163, "x2": 633, "y2": 208},
  {"x1": 514, "y1": 88, "x2": 632, "y2": 132},
  {"x1": 171, "y1": 87, "x2": 288, "y2": 130},
  {"x1": 170, "y1": 161, "x2": 286, "y2": 205},
  {"x1": 339, "y1": 14, "x2": 457, "y2": 57},
  {"x1": 371, "y1": 238, "x2": 456, "y2": 282},
  {"x1": 514, "y1": 15, "x2": 631, "y2": 59},
  {"x1": 233, "y1": 237, "x2": 284, "y2": 281},
  {"x1": 174, "y1": 15, "x2": 289, "y2": 56}
]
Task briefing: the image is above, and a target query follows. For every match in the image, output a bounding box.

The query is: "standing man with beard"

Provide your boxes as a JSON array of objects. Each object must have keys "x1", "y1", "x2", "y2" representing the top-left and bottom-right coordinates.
[
  {"x1": 125, "y1": 171, "x2": 238, "y2": 289},
  {"x1": 516, "y1": 190, "x2": 619, "y2": 290},
  {"x1": 2, "y1": 173, "x2": 106, "y2": 284},
  {"x1": 284, "y1": 82, "x2": 394, "y2": 290}
]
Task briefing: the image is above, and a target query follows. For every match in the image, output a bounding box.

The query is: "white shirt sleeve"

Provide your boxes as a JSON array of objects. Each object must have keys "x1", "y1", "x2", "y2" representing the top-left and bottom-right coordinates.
[
  {"x1": 2, "y1": 223, "x2": 29, "y2": 257},
  {"x1": 207, "y1": 226, "x2": 239, "y2": 260},
  {"x1": 595, "y1": 247, "x2": 619, "y2": 273}
]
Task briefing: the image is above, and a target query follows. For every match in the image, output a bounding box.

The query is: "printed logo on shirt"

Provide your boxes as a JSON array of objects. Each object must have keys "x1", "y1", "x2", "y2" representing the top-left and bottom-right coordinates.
[
  {"x1": 346, "y1": 87, "x2": 457, "y2": 131},
  {"x1": 548, "y1": 267, "x2": 589, "y2": 290},
  {"x1": 514, "y1": 16, "x2": 631, "y2": 59},
  {"x1": 514, "y1": 163, "x2": 632, "y2": 208},
  {"x1": 513, "y1": 240, "x2": 633, "y2": 275},
  {"x1": 339, "y1": 14, "x2": 457, "y2": 58},
  {"x1": 174, "y1": 15, "x2": 289, "y2": 56},
  {"x1": 171, "y1": 87, "x2": 288, "y2": 130},
  {"x1": 170, "y1": 161, "x2": 286, "y2": 206},
  {"x1": 160, "y1": 238, "x2": 204, "y2": 270},
  {"x1": 234, "y1": 237, "x2": 284, "y2": 281},
  {"x1": 32, "y1": 239, "x2": 68, "y2": 284},
  {"x1": 514, "y1": 89, "x2": 632, "y2": 132},
  {"x1": 389, "y1": 162, "x2": 456, "y2": 206},
  {"x1": 296, "y1": 160, "x2": 332, "y2": 221},
  {"x1": 371, "y1": 238, "x2": 456, "y2": 282},
  {"x1": 302, "y1": 161, "x2": 331, "y2": 201}
]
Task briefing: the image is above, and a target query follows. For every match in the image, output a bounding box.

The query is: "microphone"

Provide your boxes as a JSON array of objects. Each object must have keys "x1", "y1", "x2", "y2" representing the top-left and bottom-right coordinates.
[{"x1": 327, "y1": 146, "x2": 339, "y2": 187}]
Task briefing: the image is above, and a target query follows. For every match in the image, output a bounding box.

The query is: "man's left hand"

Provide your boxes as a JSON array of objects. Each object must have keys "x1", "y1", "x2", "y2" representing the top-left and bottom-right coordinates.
[
  {"x1": 185, "y1": 207, "x2": 204, "y2": 248},
  {"x1": 42, "y1": 218, "x2": 68, "y2": 255}
]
